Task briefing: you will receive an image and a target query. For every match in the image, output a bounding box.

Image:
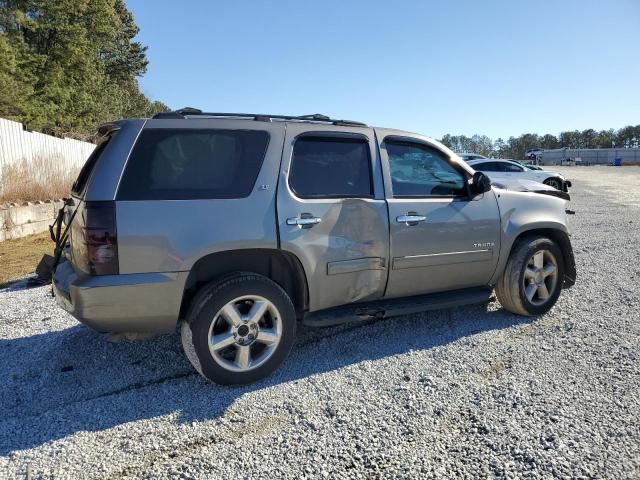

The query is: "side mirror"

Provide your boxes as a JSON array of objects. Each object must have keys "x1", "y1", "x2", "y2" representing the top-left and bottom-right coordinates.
[{"x1": 471, "y1": 171, "x2": 492, "y2": 194}]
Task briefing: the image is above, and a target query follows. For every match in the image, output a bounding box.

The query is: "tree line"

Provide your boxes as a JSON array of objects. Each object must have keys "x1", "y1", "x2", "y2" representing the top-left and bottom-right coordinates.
[
  {"x1": 441, "y1": 125, "x2": 640, "y2": 160},
  {"x1": 0, "y1": 0, "x2": 168, "y2": 141}
]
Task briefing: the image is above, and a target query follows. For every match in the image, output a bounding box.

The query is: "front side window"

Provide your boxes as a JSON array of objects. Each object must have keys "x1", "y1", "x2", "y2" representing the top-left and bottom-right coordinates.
[
  {"x1": 386, "y1": 141, "x2": 466, "y2": 197},
  {"x1": 289, "y1": 137, "x2": 372, "y2": 198},
  {"x1": 117, "y1": 129, "x2": 270, "y2": 200}
]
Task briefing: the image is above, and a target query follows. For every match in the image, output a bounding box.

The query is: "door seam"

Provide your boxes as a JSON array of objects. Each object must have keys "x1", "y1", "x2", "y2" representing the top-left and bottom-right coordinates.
[{"x1": 374, "y1": 128, "x2": 393, "y2": 297}]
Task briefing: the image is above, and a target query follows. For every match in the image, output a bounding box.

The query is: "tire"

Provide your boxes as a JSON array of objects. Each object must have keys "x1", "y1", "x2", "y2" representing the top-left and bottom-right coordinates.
[
  {"x1": 181, "y1": 273, "x2": 296, "y2": 385},
  {"x1": 543, "y1": 177, "x2": 563, "y2": 190},
  {"x1": 495, "y1": 236, "x2": 564, "y2": 316}
]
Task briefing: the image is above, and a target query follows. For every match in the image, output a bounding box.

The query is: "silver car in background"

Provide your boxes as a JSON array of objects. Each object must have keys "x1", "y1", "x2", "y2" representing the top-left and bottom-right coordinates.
[{"x1": 466, "y1": 158, "x2": 571, "y2": 191}]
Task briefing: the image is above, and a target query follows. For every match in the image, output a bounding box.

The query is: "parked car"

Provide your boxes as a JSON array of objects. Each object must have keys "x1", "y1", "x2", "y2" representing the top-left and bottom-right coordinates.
[
  {"x1": 457, "y1": 153, "x2": 488, "y2": 162},
  {"x1": 526, "y1": 148, "x2": 543, "y2": 159},
  {"x1": 51, "y1": 109, "x2": 576, "y2": 385},
  {"x1": 466, "y1": 158, "x2": 571, "y2": 191}
]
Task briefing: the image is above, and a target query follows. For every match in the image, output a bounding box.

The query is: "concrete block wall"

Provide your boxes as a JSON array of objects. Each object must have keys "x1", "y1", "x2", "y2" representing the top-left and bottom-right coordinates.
[{"x1": 0, "y1": 200, "x2": 64, "y2": 241}]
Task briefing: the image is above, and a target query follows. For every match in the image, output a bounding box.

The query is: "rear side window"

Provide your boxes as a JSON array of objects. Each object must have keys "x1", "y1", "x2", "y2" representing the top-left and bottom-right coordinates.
[
  {"x1": 289, "y1": 137, "x2": 373, "y2": 198},
  {"x1": 71, "y1": 140, "x2": 109, "y2": 196},
  {"x1": 473, "y1": 161, "x2": 499, "y2": 171},
  {"x1": 502, "y1": 162, "x2": 524, "y2": 172},
  {"x1": 117, "y1": 129, "x2": 270, "y2": 200}
]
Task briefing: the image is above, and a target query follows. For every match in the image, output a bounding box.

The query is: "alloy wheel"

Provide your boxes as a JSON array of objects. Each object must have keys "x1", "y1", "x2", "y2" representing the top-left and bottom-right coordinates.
[
  {"x1": 207, "y1": 295, "x2": 282, "y2": 372},
  {"x1": 545, "y1": 179, "x2": 562, "y2": 190},
  {"x1": 523, "y1": 250, "x2": 559, "y2": 306}
]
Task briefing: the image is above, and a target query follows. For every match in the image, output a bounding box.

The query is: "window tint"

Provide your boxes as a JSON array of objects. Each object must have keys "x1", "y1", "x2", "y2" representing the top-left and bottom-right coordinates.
[
  {"x1": 502, "y1": 162, "x2": 524, "y2": 172},
  {"x1": 471, "y1": 161, "x2": 486, "y2": 170},
  {"x1": 474, "y1": 161, "x2": 500, "y2": 172},
  {"x1": 386, "y1": 142, "x2": 466, "y2": 197},
  {"x1": 289, "y1": 137, "x2": 372, "y2": 198},
  {"x1": 117, "y1": 129, "x2": 269, "y2": 200}
]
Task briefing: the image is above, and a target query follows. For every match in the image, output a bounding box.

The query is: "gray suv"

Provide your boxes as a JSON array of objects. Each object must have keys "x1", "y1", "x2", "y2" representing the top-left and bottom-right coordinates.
[{"x1": 52, "y1": 109, "x2": 576, "y2": 385}]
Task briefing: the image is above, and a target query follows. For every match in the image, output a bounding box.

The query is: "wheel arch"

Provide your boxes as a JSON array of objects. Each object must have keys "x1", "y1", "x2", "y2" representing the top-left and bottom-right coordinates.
[
  {"x1": 493, "y1": 227, "x2": 576, "y2": 288},
  {"x1": 180, "y1": 249, "x2": 309, "y2": 321},
  {"x1": 542, "y1": 176, "x2": 563, "y2": 187}
]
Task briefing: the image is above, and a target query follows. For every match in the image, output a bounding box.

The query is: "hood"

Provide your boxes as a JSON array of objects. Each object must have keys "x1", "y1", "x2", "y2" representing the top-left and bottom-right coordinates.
[{"x1": 491, "y1": 177, "x2": 570, "y2": 201}]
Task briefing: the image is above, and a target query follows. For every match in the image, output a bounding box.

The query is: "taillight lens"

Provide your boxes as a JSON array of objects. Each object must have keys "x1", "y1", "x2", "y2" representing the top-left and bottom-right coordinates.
[{"x1": 73, "y1": 201, "x2": 119, "y2": 275}]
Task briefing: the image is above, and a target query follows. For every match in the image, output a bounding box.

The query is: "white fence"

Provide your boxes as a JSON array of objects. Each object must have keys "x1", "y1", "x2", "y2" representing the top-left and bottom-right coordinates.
[
  {"x1": 0, "y1": 117, "x2": 95, "y2": 171},
  {"x1": 537, "y1": 148, "x2": 640, "y2": 166}
]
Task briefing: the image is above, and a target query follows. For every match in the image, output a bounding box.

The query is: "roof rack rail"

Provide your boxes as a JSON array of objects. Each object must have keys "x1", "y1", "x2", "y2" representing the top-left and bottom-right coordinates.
[{"x1": 152, "y1": 108, "x2": 367, "y2": 127}]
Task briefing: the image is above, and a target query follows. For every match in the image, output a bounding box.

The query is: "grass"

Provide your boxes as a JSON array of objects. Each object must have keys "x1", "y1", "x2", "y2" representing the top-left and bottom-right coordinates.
[
  {"x1": 0, "y1": 155, "x2": 78, "y2": 203},
  {"x1": 0, "y1": 231, "x2": 53, "y2": 287}
]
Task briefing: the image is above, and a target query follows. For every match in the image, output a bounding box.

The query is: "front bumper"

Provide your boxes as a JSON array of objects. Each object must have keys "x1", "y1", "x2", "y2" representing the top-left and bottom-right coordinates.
[
  {"x1": 562, "y1": 238, "x2": 576, "y2": 288},
  {"x1": 53, "y1": 260, "x2": 188, "y2": 334}
]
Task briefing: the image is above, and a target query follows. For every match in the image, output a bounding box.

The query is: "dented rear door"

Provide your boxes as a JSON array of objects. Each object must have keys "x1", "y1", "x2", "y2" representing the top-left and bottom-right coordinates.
[{"x1": 276, "y1": 123, "x2": 389, "y2": 312}]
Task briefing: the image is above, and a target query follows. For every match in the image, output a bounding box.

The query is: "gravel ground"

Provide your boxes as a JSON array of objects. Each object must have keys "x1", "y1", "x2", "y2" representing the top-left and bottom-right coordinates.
[{"x1": 1, "y1": 166, "x2": 639, "y2": 479}]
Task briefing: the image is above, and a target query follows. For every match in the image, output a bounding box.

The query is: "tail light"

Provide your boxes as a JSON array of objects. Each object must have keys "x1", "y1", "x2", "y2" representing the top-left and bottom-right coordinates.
[{"x1": 71, "y1": 201, "x2": 119, "y2": 275}]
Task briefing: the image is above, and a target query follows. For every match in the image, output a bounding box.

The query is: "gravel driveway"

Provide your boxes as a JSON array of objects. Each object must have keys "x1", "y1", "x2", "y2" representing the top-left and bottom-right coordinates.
[{"x1": 1, "y1": 166, "x2": 639, "y2": 479}]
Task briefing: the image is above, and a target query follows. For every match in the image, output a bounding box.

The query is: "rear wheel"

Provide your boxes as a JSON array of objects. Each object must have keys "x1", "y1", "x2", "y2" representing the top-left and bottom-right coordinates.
[
  {"x1": 496, "y1": 236, "x2": 564, "y2": 316},
  {"x1": 543, "y1": 177, "x2": 563, "y2": 190},
  {"x1": 181, "y1": 273, "x2": 296, "y2": 385}
]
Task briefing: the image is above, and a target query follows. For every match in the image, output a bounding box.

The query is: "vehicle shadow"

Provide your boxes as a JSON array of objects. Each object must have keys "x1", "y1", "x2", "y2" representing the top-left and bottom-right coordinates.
[{"x1": 0, "y1": 302, "x2": 535, "y2": 455}]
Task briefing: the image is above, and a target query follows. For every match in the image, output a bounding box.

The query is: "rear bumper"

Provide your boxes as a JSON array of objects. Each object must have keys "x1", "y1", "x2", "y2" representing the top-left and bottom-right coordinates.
[{"x1": 52, "y1": 260, "x2": 188, "y2": 334}]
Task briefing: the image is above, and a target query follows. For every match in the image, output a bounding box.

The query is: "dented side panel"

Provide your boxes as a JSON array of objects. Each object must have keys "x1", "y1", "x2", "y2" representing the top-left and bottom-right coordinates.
[
  {"x1": 488, "y1": 189, "x2": 571, "y2": 286},
  {"x1": 276, "y1": 123, "x2": 390, "y2": 312}
]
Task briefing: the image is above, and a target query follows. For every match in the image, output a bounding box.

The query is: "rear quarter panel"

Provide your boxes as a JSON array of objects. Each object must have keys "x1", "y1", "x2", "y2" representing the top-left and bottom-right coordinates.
[
  {"x1": 115, "y1": 119, "x2": 285, "y2": 274},
  {"x1": 84, "y1": 119, "x2": 146, "y2": 201}
]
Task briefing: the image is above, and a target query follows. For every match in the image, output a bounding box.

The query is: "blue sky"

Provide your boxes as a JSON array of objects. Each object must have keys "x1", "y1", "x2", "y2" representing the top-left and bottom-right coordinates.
[{"x1": 126, "y1": 0, "x2": 639, "y2": 139}]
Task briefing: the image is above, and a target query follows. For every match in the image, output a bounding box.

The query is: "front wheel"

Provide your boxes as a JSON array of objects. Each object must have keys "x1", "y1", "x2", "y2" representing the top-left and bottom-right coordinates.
[
  {"x1": 181, "y1": 273, "x2": 296, "y2": 385},
  {"x1": 496, "y1": 236, "x2": 564, "y2": 316},
  {"x1": 543, "y1": 177, "x2": 563, "y2": 190}
]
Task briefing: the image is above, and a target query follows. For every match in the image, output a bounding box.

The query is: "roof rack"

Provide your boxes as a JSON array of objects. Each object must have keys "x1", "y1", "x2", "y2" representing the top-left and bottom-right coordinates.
[{"x1": 152, "y1": 108, "x2": 367, "y2": 127}]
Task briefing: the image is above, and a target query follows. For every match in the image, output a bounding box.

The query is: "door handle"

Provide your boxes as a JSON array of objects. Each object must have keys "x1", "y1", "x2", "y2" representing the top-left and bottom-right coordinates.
[
  {"x1": 396, "y1": 214, "x2": 427, "y2": 225},
  {"x1": 287, "y1": 216, "x2": 322, "y2": 227}
]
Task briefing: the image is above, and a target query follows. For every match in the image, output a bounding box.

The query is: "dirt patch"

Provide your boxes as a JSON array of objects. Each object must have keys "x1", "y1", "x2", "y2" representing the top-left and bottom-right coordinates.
[
  {"x1": 0, "y1": 232, "x2": 53, "y2": 287},
  {"x1": 555, "y1": 165, "x2": 640, "y2": 208}
]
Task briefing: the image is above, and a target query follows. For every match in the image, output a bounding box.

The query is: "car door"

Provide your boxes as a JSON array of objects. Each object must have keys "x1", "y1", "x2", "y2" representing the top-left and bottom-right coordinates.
[
  {"x1": 277, "y1": 123, "x2": 389, "y2": 312},
  {"x1": 376, "y1": 130, "x2": 502, "y2": 298},
  {"x1": 473, "y1": 161, "x2": 515, "y2": 186}
]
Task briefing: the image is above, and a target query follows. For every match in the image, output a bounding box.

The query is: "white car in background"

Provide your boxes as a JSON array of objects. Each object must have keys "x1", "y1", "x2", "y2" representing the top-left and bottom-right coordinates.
[
  {"x1": 466, "y1": 158, "x2": 571, "y2": 191},
  {"x1": 526, "y1": 148, "x2": 543, "y2": 159}
]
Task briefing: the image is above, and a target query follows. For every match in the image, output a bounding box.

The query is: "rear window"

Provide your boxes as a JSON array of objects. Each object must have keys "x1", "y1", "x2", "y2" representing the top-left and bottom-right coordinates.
[
  {"x1": 71, "y1": 140, "x2": 109, "y2": 196},
  {"x1": 502, "y1": 162, "x2": 524, "y2": 172},
  {"x1": 117, "y1": 129, "x2": 270, "y2": 200}
]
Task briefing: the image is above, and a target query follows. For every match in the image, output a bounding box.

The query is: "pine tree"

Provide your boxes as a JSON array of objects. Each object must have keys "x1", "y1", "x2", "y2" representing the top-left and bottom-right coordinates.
[{"x1": 0, "y1": 0, "x2": 167, "y2": 139}]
